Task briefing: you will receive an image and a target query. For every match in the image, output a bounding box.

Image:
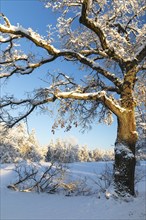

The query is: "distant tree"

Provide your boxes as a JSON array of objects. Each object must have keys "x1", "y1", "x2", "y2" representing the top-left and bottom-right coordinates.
[
  {"x1": 0, "y1": 1, "x2": 146, "y2": 196},
  {"x1": 93, "y1": 148, "x2": 114, "y2": 161},
  {"x1": 46, "y1": 138, "x2": 80, "y2": 163},
  {"x1": 0, "y1": 143, "x2": 20, "y2": 163},
  {"x1": 93, "y1": 148, "x2": 104, "y2": 161},
  {"x1": 88, "y1": 150, "x2": 94, "y2": 162},
  {"x1": 0, "y1": 123, "x2": 43, "y2": 162},
  {"x1": 46, "y1": 139, "x2": 55, "y2": 162},
  {"x1": 0, "y1": 123, "x2": 21, "y2": 163},
  {"x1": 102, "y1": 150, "x2": 114, "y2": 161},
  {"x1": 78, "y1": 145, "x2": 89, "y2": 162},
  {"x1": 26, "y1": 129, "x2": 44, "y2": 162},
  {"x1": 45, "y1": 138, "x2": 115, "y2": 163}
]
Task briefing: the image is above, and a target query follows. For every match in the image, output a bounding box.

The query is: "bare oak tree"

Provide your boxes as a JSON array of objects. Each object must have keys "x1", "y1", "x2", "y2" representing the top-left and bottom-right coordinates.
[{"x1": 0, "y1": 0, "x2": 146, "y2": 196}]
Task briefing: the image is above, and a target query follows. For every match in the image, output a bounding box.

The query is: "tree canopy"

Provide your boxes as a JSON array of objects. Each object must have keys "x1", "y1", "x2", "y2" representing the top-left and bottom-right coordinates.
[{"x1": 0, "y1": 0, "x2": 145, "y2": 129}]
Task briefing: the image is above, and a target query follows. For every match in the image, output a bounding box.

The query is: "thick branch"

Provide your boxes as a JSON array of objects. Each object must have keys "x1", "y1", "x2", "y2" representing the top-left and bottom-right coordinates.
[
  {"x1": 58, "y1": 51, "x2": 123, "y2": 89},
  {"x1": 1, "y1": 90, "x2": 124, "y2": 127},
  {"x1": 0, "y1": 24, "x2": 60, "y2": 55},
  {"x1": 79, "y1": 0, "x2": 125, "y2": 65},
  {"x1": 0, "y1": 15, "x2": 122, "y2": 89},
  {"x1": 56, "y1": 91, "x2": 124, "y2": 117},
  {"x1": 80, "y1": 0, "x2": 108, "y2": 50}
]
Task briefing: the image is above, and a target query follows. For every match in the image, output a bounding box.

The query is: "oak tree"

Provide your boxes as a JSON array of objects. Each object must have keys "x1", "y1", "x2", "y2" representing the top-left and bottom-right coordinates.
[{"x1": 0, "y1": 0, "x2": 146, "y2": 196}]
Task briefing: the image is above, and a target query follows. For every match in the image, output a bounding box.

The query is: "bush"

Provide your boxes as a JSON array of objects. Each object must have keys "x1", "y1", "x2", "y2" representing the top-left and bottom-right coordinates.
[{"x1": 7, "y1": 161, "x2": 66, "y2": 193}]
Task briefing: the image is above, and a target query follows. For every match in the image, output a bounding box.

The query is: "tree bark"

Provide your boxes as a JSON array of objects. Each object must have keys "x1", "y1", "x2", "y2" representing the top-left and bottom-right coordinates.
[{"x1": 114, "y1": 110, "x2": 138, "y2": 196}]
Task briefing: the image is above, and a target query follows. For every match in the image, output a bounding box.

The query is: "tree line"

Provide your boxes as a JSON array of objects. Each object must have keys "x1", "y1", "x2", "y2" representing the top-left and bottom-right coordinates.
[{"x1": 0, "y1": 123, "x2": 145, "y2": 164}]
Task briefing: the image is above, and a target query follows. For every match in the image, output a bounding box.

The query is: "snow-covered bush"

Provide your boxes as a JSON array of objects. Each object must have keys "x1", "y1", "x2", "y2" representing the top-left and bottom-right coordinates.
[
  {"x1": 92, "y1": 163, "x2": 113, "y2": 195},
  {"x1": 61, "y1": 178, "x2": 93, "y2": 196},
  {"x1": 7, "y1": 161, "x2": 93, "y2": 196},
  {"x1": 7, "y1": 161, "x2": 67, "y2": 193}
]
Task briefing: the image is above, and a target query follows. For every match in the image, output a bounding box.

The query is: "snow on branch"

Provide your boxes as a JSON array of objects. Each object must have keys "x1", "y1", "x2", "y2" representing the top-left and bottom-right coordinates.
[
  {"x1": 0, "y1": 13, "x2": 11, "y2": 27},
  {"x1": 79, "y1": 0, "x2": 125, "y2": 65},
  {"x1": 0, "y1": 56, "x2": 57, "y2": 78},
  {"x1": 56, "y1": 90, "x2": 125, "y2": 116},
  {"x1": 80, "y1": 0, "x2": 108, "y2": 50},
  {"x1": 0, "y1": 95, "x2": 56, "y2": 127},
  {"x1": 0, "y1": 19, "x2": 60, "y2": 55},
  {"x1": 0, "y1": 89, "x2": 124, "y2": 127},
  {"x1": 0, "y1": 30, "x2": 122, "y2": 89},
  {"x1": 0, "y1": 14, "x2": 123, "y2": 88},
  {"x1": 58, "y1": 51, "x2": 123, "y2": 89}
]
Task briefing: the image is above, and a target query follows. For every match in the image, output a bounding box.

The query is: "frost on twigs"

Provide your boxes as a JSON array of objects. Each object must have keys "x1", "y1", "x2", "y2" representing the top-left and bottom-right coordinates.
[
  {"x1": 61, "y1": 177, "x2": 93, "y2": 196},
  {"x1": 44, "y1": 0, "x2": 146, "y2": 59},
  {"x1": 91, "y1": 163, "x2": 114, "y2": 199},
  {"x1": 7, "y1": 161, "x2": 67, "y2": 193},
  {"x1": 7, "y1": 161, "x2": 92, "y2": 196}
]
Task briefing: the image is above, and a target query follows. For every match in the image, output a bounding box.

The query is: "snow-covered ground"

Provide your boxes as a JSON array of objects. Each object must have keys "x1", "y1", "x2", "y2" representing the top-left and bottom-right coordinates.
[{"x1": 0, "y1": 161, "x2": 146, "y2": 220}]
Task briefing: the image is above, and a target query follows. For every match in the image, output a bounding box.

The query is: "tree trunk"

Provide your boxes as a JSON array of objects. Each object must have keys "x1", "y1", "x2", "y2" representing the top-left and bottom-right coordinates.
[{"x1": 114, "y1": 110, "x2": 138, "y2": 196}]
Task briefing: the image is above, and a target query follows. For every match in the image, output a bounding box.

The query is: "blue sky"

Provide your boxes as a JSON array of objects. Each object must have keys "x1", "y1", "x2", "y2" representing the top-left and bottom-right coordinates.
[{"x1": 1, "y1": 0, "x2": 117, "y2": 149}]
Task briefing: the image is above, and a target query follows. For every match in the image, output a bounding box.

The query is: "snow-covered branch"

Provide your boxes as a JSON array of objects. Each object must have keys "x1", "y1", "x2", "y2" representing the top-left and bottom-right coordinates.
[
  {"x1": 80, "y1": 0, "x2": 108, "y2": 50},
  {"x1": 0, "y1": 16, "x2": 122, "y2": 89},
  {"x1": 0, "y1": 95, "x2": 56, "y2": 127},
  {"x1": 58, "y1": 51, "x2": 123, "y2": 89},
  {"x1": 56, "y1": 90, "x2": 124, "y2": 117},
  {"x1": 79, "y1": 0, "x2": 125, "y2": 66},
  {"x1": 0, "y1": 2, "x2": 145, "y2": 139},
  {"x1": 0, "y1": 56, "x2": 57, "y2": 78},
  {"x1": 0, "y1": 24, "x2": 60, "y2": 55},
  {"x1": 0, "y1": 89, "x2": 124, "y2": 128}
]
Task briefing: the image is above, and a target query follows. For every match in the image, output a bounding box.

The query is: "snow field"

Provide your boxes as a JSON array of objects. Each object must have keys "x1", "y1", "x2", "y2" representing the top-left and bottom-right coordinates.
[{"x1": 0, "y1": 161, "x2": 146, "y2": 220}]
